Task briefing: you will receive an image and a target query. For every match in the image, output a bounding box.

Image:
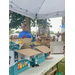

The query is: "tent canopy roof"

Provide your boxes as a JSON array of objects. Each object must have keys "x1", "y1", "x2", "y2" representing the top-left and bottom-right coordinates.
[{"x1": 9, "y1": 0, "x2": 65, "y2": 19}]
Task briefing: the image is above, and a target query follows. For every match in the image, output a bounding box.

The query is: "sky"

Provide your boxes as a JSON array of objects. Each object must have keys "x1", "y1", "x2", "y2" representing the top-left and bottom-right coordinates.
[
  {"x1": 31, "y1": 17, "x2": 62, "y2": 33},
  {"x1": 49, "y1": 17, "x2": 62, "y2": 33}
]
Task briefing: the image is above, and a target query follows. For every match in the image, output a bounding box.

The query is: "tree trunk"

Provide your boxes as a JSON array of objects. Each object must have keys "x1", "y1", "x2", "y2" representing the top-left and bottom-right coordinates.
[
  {"x1": 26, "y1": 17, "x2": 31, "y2": 32},
  {"x1": 61, "y1": 16, "x2": 65, "y2": 41},
  {"x1": 62, "y1": 17, "x2": 65, "y2": 25}
]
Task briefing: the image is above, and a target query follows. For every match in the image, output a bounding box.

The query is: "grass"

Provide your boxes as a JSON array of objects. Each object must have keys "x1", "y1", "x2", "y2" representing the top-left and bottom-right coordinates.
[{"x1": 44, "y1": 57, "x2": 65, "y2": 75}]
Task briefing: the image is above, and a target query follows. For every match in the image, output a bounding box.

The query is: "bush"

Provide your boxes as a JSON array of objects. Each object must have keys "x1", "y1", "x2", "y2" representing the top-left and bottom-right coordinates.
[
  {"x1": 9, "y1": 29, "x2": 14, "y2": 35},
  {"x1": 15, "y1": 31, "x2": 21, "y2": 33}
]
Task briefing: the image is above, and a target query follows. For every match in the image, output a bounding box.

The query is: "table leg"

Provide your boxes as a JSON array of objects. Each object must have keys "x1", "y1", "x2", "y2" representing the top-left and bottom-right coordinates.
[
  {"x1": 52, "y1": 67, "x2": 54, "y2": 70},
  {"x1": 60, "y1": 60, "x2": 65, "y2": 63},
  {"x1": 56, "y1": 63, "x2": 59, "y2": 72}
]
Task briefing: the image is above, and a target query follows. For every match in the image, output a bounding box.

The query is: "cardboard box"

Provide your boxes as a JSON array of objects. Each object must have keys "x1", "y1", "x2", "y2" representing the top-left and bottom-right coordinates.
[
  {"x1": 16, "y1": 48, "x2": 45, "y2": 66},
  {"x1": 10, "y1": 38, "x2": 24, "y2": 42},
  {"x1": 31, "y1": 46, "x2": 52, "y2": 65},
  {"x1": 9, "y1": 48, "x2": 41, "y2": 75},
  {"x1": 9, "y1": 38, "x2": 42, "y2": 75},
  {"x1": 35, "y1": 35, "x2": 52, "y2": 47},
  {"x1": 35, "y1": 46, "x2": 52, "y2": 53},
  {"x1": 14, "y1": 48, "x2": 41, "y2": 57},
  {"x1": 9, "y1": 49, "x2": 41, "y2": 68},
  {"x1": 10, "y1": 38, "x2": 32, "y2": 49}
]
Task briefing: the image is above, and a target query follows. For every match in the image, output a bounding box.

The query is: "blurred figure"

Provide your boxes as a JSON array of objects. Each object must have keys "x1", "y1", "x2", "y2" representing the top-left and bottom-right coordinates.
[
  {"x1": 57, "y1": 24, "x2": 65, "y2": 41},
  {"x1": 37, "y1": 20, "x2": 50, "y2": 37}
]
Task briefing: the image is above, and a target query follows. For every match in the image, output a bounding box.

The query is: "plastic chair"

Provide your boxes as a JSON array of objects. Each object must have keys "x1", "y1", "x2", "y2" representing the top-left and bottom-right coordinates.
[{"x1": 47, "y1": 68, "x2": 57, "y2": 75}]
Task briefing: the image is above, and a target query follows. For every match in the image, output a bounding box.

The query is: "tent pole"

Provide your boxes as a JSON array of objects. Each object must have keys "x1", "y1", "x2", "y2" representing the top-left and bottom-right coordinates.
[
  {"x1": 35, "y1": 19, "x2": 37, "y2": 39},
  {"x1": 35, "y1": 14, "x2": 38, "y2": 39}
]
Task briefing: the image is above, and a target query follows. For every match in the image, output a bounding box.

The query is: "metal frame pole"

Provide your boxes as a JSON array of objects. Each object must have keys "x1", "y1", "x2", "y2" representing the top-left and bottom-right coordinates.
[
  {"x1": 35, "y1": 19, "x2": 37, "y2": 39},
  {"x1": 56, "y1": 63, "x2": 59, "y2": 72},
  {"x1": 35, "y1": 14, "x2": 38, "y2": 39},
  {"x1": 52, "y1": 67, "x2": 54, "y2": 70}
]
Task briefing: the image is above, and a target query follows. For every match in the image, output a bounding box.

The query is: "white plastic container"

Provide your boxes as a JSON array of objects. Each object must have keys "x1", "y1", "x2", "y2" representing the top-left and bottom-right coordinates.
[{"x1": 50, "y1": 41, "x2": 63, "y2": 53}]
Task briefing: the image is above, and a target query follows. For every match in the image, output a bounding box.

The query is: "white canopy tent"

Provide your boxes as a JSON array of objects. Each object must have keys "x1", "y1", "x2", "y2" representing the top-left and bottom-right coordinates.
[
  {"x1": 9, "y1": 0, "x2": 65, "y2": 38},
  {"x1": 9, "y1": 0, "x2": 65, "y2": 19}
]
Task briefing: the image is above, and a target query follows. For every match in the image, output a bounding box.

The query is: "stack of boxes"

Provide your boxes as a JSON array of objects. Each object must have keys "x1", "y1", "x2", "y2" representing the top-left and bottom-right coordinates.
[
  {"x1": 34, "y1": 35, "x2": 52, "y2": 48},
  {"x1": 9, "y1": 48, "x2": 41, "y2": 75},
  {"x1": 9, "y1": 38, "x2": 52, "y2": 75},
  {"x1": 30, "y1": 46, "x2": 52, "y2": 66}
]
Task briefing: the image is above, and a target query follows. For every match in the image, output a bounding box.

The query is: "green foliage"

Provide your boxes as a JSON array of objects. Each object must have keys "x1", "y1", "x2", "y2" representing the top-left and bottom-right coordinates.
[
  {"x1": 50, "y1": 31, "x2": 57, "y2": 35},
  {"x1": 31, "y1": 31, "x2": 36, "y2": 37},
  {"x1": 9, "y1": 29, "x2": 14, "y2": 35},
  {"x1": 44, "y1": 57, "x2": 65, "y2": 75},
  {"x1": 50, "y1": 31, "x2": 54, "y2": 34},
  {"x1": 15, "y1": 31, "x2": 21, "y2": 33},
  {"x1": 9, "y1": 11, "x2": 25, "y2": 29},
  {"x1": 31, "y1": 19, "x2": 52, "y2": 27},
  {"x1": 9, "y1": 11, "x2": 52, "y2": 29},
  {"x1": 54, "y1": 33, "x2": 57, "y2": 35}
]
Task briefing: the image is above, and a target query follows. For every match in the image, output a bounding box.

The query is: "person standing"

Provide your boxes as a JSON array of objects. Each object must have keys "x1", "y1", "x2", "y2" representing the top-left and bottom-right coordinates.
[
  {"x1": 19, "y1": 23, "x2": 33, "y2": 38},
  {"x1": 37, "y1": 21, "x2": 50, "y2": 37}
]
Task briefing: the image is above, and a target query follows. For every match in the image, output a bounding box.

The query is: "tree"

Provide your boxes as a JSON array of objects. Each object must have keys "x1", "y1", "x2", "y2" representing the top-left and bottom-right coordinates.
[
  {"x1": 9, "y1": 11, "x2": 52, "y2": 29},
  {"x1": 9, "y1": 29, "x2": 14, "y2": 35},
  {"x1": 15, "y1": 31, "x2": 21, "y2": 33},
  {"x1": 9, "y1": 11, "x2": 25, "y2": 29},
  {"x1": 50, "y1": 31, "x2": 54, "y2": 34},
  {"x1": 54, "y1": 33, "x2": 57, "y2": 35},
  {"x1": 30, "y1": 19, "x2": 52, "y2": 27},
  {"x1": 62, "y1": 17, "x2": 65, "y2": 25}
]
